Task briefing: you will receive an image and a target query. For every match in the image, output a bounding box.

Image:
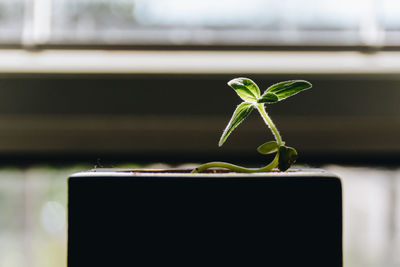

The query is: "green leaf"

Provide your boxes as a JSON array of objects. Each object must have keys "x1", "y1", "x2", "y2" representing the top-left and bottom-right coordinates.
[
  {"x1": 257, "y1": 141, "x2": 279, "y2": 154},
  {"x1": 257, "y1": 92, "x2": 278, "y2": 103},
  {"x1": 219, "y1": 102, "x2": 254, "y2": 147},
  {"x1": 264, "y1": 80, "x2": 312, "y2": 102},
  {"x1": 228, "y1": 77, "x2": 260, "y2": 102},
  {"x1": 278, "y1": 145, "x2": 298, "y2": 171}
]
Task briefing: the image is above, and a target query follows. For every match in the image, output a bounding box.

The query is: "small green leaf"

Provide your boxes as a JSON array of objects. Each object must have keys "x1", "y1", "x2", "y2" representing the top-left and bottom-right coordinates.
[
  {"x1": 219, "y1": 102, "x2": 254, "y2": 147},
  {"x1": 278, "y1": 145, "x2": 298, "y2": 171},
  {"x1": 228, "y1": 77, "x2": 260, "y2": 102},
  {"x1": 257, "y1": 141, "x2": 279, "y2": 154},
  {"x1": 264, "y1": 80, "x2": 312, "y2": 102},
  {"x1": 257, "y1": 92, "x2": 278, "y2": 103}
]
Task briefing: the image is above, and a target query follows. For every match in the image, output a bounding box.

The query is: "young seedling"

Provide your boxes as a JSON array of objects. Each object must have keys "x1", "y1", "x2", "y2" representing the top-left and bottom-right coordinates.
[{"x1": 192, "y1": 77, "x2": 312, "y2": 173}]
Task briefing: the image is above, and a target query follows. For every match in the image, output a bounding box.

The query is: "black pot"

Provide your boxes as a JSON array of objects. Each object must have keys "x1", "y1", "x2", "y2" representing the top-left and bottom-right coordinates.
[{"x1": 68, "y1": 168, "x2": 342, "y2": 267}]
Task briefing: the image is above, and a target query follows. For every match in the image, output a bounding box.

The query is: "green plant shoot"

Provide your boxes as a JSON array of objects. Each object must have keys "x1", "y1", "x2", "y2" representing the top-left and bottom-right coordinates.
[{"x1": 192, "y1": 78, "x2": 312, "y2": 173}]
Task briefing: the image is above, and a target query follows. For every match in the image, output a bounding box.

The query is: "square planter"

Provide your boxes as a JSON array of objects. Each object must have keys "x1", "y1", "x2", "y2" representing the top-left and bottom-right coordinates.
[{"x1": 68, "y1": 168, "x2": 342, "y2": 267}]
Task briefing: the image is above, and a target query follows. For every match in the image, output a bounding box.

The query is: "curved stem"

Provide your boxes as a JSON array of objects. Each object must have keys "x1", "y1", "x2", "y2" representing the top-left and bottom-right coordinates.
[
  {"x1": 191, "y1": 153, "x2": 279, "y2": 173},
  {"x1": 256, "y1": 103, "x2": 283, "y2": 146},
  {"x1": 192, "y1": 103, "x2": 284, "y2": 173}
]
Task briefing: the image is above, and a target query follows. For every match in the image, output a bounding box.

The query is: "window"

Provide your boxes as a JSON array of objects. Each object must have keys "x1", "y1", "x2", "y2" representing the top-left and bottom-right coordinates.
[
  {"x1": 1, "y1": 0, "x2": 400, "y2": 48},
  {"x1": 0, "y1": 0, "x2": 24, "y2": 44}
]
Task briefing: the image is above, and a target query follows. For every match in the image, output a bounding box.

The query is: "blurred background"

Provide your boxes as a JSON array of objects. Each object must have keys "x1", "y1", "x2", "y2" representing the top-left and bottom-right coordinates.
[{"x1": 0, "y1": 0, "x2": 399, "y2": 266}]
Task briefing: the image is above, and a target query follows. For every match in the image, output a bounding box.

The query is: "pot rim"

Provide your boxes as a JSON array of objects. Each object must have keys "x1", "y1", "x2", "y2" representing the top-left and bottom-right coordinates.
[{"x1": 70, "y1": 168, "x2": 339, "y2": 179}]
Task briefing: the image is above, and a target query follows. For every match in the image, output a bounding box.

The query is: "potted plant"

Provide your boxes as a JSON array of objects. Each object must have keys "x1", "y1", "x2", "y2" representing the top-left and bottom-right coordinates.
[
  {"x1": 192, "y1": 77, "x2": 311, "y2": 173},
  {"x1": 68, "y1": 78, "x2": 343, "y2": 267}
]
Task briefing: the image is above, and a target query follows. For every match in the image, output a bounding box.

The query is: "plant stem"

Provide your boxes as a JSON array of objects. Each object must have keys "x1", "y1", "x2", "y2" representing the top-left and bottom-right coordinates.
[
  {"x1": 192, "y1": 103, "x2": 283, "y2": 173},
  {"x1": 191, "y1": 152, "x2": 279, "y2": 173},
  {"x1": 256, "y1": 103, "x2": 283, "y2": 146}
]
